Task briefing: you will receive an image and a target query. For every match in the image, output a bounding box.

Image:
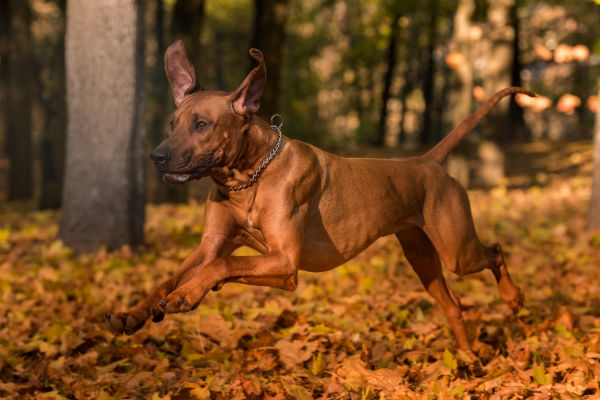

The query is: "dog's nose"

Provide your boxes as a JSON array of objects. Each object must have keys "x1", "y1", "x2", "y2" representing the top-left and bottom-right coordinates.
[{"x1": 150, "y1": 148, "x2": 170, "y2": 165}]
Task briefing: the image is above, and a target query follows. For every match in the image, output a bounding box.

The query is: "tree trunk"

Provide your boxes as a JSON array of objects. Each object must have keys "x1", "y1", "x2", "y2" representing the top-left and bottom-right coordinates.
[
  {"x1": 445, "y1": 0, "x2": 475, "y2": 188},
  {"x1": 251, "y1": 0, "x2": 289, "y2": 119},
  {"x1": 448, "y1": 0, "x2": 474, "y2": 130},
  {"x1": 436, "y1": 61, "x2": 450, "y2": 142},
  {"x1": 7, "y1": 0, "x2": 33, "y2": 200},
  {"x1": 587, "y1": 84, "x2": 600, "y2": 230},
  {"x1": 508, "y1": 1, "x2": 528, "y2": 141},
  {"x1": 0, "y1": 0, "x2": 9, "y2": 192},
  {"x1": 420, "y1": 0, "x2": 439, "y2": 145},
  {"x1": 481, "y1": 0, "x2": 514, "y2": 142},
  {"x1": 375, "y1": 11, "x2": 401, "y2": 147},
  {"x1": 0, "y1": 0, "x2": 10, "y2": 153},
  {"x1": 60, "y1": 0, "x2": 146, "y2": 253},
  {"x1": 398, "y1": 16, "x2": 419, "y2": 146},
  {"x1": 171, "y1": 0, "x2": 205, "y2": 69},
  {"x1": 40, "y1": 0, "x2": 67, "y2": 209}
]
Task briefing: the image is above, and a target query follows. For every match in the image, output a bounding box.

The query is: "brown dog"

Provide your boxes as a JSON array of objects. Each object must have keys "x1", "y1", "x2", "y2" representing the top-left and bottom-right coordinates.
[{"x1": 106, "y1": 40, "x2": 534, "y2": 351}]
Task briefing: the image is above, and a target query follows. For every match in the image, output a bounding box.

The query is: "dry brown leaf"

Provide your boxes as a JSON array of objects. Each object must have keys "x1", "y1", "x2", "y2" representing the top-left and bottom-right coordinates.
[
  {"x1": 275, "y1": 339, "x2": 319, "y2": 369},
  {"x1": 336, "y1": 355, "x2": 407, "y2": 393}
]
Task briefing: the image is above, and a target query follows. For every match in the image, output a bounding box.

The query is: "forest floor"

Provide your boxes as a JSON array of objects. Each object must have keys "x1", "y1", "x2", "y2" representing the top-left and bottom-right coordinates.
[{"x1": 1, "y1": 141, "x2": 600, "y2": 399}]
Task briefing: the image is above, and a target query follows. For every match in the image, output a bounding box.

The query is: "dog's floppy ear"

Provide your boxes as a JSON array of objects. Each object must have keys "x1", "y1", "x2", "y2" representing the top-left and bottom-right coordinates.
[
  {"x1": 165, "y1": 40, "x2": 201, "y2": 106},
  {"x1": 231, "y1": 49, "x2": 266, "y2": 115}
]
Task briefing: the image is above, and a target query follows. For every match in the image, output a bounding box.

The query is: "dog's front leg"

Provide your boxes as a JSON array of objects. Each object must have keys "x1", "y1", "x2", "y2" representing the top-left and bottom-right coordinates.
[
  {"x1": 158, "y1": 207, "x2": 306, "y2": 313},
  {"x1": 105, "y1": 233, "x2": 237, "y2": 335},
  {"x1": 158, "y1": 252, "x2": 299, "y2": 313}
]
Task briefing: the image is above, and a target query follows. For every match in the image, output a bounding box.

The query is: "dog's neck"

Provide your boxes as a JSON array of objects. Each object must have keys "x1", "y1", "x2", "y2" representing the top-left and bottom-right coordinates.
[{"x1": 210, "y1": 115, "x2": 281, "y2": 192}]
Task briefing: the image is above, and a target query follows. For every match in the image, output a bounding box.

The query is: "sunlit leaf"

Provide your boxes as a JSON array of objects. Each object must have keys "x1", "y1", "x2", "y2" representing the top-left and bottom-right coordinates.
[
  {"x1": 311, "y1": 351, "x2": 327, "y2": 376},
  {"x1": 285, "y1": 384, "x2": 310, "y2": 400},
  {"x1": 533, "y1": 364, "x2": 552, "y2": 385},
  {"x1": 183, "y1": 382, "x2": 211, "y2": 400},
  {"x1": 442, "y1": 349, "x2": 457, "y2": 373}
]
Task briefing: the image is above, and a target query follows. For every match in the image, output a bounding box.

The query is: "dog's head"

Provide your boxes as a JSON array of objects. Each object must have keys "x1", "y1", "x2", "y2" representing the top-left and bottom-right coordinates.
[{"x1": 150, "y1": 40, "x2": 266, "y2": 184}]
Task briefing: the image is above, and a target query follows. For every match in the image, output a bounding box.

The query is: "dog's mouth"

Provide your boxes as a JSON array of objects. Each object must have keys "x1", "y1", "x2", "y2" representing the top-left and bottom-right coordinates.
[
  {"x1": 162, "y1": 169, "x2": 210, "y2": 184},
  {"x1": 162, "y1": 172, "x2": 193, "y2": 184},
  {"x1": 160, "y1": 157, "x2": 216, "y2": 184},
  {"x1": 156, "y1": 156, "x2": 216, "y2": 184}
]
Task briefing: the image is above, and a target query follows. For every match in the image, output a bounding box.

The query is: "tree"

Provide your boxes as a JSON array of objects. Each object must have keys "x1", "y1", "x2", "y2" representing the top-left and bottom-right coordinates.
[
  {"x1": 507, "y1": 0, "x2": 528, "y2": 141},
  {"x1": 444, "y1": 0, "x2": 475, "y2": 187},
  {"x1": 7, "y1": 0, "x2": 33, "y2": 200},
  {"x1": 39, "y1": 0, "x2": 67, "y2": 209},
  {"x1": 481, "y1": 0, "x2": 515, "y2": 141},
  {"x1": 251, "y1": 0, "x2": 289, "y2": 118},
  {"x1": 397, "y1": 15, "x2": 420, "y2": 146},
  {"x1": 375, "y1": 10, "x2": 402, "y2": 147},
  {"x1": 0, "y1": 0, "x2": 9, "y2": 171},
  {"x1": 448, "y1": 0, "x2": 475, "y2": 130},
  {"x1": 60, "y1": 0, "x2": 146, "y2": 253},
  {"x1": 588, "y1": 84, "x2": 600, "y2": 230},
  {"x1": 171, "y1": 0, "x2": 205, "y2": 69},
  {"x1": 420, "y1": 0, "x2": 439, "y2": 144}
]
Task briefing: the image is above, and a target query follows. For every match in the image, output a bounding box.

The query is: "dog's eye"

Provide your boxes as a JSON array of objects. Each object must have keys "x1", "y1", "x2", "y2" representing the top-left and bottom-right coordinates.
[{"x1": 195, "y1": 120, "x2": 208, "y2": 132}]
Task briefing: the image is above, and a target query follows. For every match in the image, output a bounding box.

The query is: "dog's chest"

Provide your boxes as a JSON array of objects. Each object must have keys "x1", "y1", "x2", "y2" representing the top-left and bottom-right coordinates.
[
  {"x1": 244, "y1": 203, "x2": 263, "y2": 229},
  {"x1": 234, "y1": 208, "x2": 267, "y2": 250}
]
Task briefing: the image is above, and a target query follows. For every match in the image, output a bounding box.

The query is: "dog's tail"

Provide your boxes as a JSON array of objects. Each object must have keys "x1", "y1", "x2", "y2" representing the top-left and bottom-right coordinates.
[{"x1": 424, "y1": 87, "x2": 536, "y2": 164}]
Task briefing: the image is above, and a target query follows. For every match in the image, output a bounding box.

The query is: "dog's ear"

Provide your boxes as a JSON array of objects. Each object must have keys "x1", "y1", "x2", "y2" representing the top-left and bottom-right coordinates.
[
  {"x1": 231, "y1": 49, "x2": 266, "y2": 115},
  {"x1": 165, "y1": 40, "x2": 201, "y2": 106}
]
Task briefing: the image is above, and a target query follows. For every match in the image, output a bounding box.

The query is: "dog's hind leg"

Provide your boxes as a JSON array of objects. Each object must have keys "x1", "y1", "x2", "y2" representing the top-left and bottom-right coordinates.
[
  {"x1": 396, "y1": 227, "x2": 470, "y2": 350},
  {"x1": 421, "y1": 178, "x2": 523, "y2": 313}
]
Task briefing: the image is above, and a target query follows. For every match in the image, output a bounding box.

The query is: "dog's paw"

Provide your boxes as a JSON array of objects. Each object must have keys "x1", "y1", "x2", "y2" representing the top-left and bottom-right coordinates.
[
  {"x1": 104, "y1": 307, "x2": 165, "y2": 335},
  {"x1": 158, "y1": 292, "x2": 201, "y2": 314},
  {"x1": 507, "y1": 289, "x2": 524, "y2": 314},
  {"x1": 499, "y1": 284, "x2": 524, "y2": 313},
  {"x1": 104, "y1": 311, "x2": 146, "y2": 335}
]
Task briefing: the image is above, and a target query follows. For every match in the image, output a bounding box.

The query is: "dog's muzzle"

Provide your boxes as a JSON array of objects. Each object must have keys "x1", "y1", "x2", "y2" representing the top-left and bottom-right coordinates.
[{"x1": 156, "y1": 156, "x2": 216, "y2": 185}]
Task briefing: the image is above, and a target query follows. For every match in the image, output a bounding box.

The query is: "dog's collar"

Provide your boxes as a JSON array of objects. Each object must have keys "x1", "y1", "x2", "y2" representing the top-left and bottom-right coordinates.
[{"x1": 227, "y1": 114, "x2": 283, "y2": 192}]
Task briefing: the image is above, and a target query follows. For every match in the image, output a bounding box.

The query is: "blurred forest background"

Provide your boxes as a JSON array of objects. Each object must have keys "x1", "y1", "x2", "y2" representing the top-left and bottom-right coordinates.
[
  {"x1": 1, "y1": 0, "x2": 600, "y2": 248},
  {"x1": 3, "y1": 1, "x2": 600, "y2": 398}
]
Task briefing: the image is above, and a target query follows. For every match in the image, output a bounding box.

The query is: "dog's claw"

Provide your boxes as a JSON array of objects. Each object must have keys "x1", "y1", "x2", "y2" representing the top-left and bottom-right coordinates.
[
  {"x1": 159, "y1": 293, "x2": 197, "y2": 313},
  {"x1": 151, "y1": 311, "x2": 165, "y2": 322},
  {"x1": 150, "y1": 308, "x2": 165, "y2": 322},
  {"x1": 164, "y1": 299, "x2": 186, "y2": 313}
]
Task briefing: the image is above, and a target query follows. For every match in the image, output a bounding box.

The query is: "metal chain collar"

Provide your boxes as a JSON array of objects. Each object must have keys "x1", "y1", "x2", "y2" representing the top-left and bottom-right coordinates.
[{"x1": 227, "y1": 114, "x2": 283, "y2": 192}]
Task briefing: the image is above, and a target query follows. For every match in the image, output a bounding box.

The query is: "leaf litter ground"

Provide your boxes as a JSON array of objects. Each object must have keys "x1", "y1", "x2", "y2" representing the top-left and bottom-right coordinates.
[{"x1": 0, "y1": 141, "x2": 600, "y2": 399}]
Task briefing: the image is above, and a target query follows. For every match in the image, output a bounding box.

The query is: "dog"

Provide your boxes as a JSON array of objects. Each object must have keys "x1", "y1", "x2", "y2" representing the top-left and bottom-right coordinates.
[{"x1": 105, "y1": 40, "x2": 534, "y2": 351}]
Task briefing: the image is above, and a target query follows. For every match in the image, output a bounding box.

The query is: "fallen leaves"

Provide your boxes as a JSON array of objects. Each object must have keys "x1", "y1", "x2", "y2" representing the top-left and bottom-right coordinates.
[
  {"x1": 0, "y1": 143, "x2": 600, "y2": 398},
  {"x1": 275, "y1": 339, "x2": 319, "y2": 369}
]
